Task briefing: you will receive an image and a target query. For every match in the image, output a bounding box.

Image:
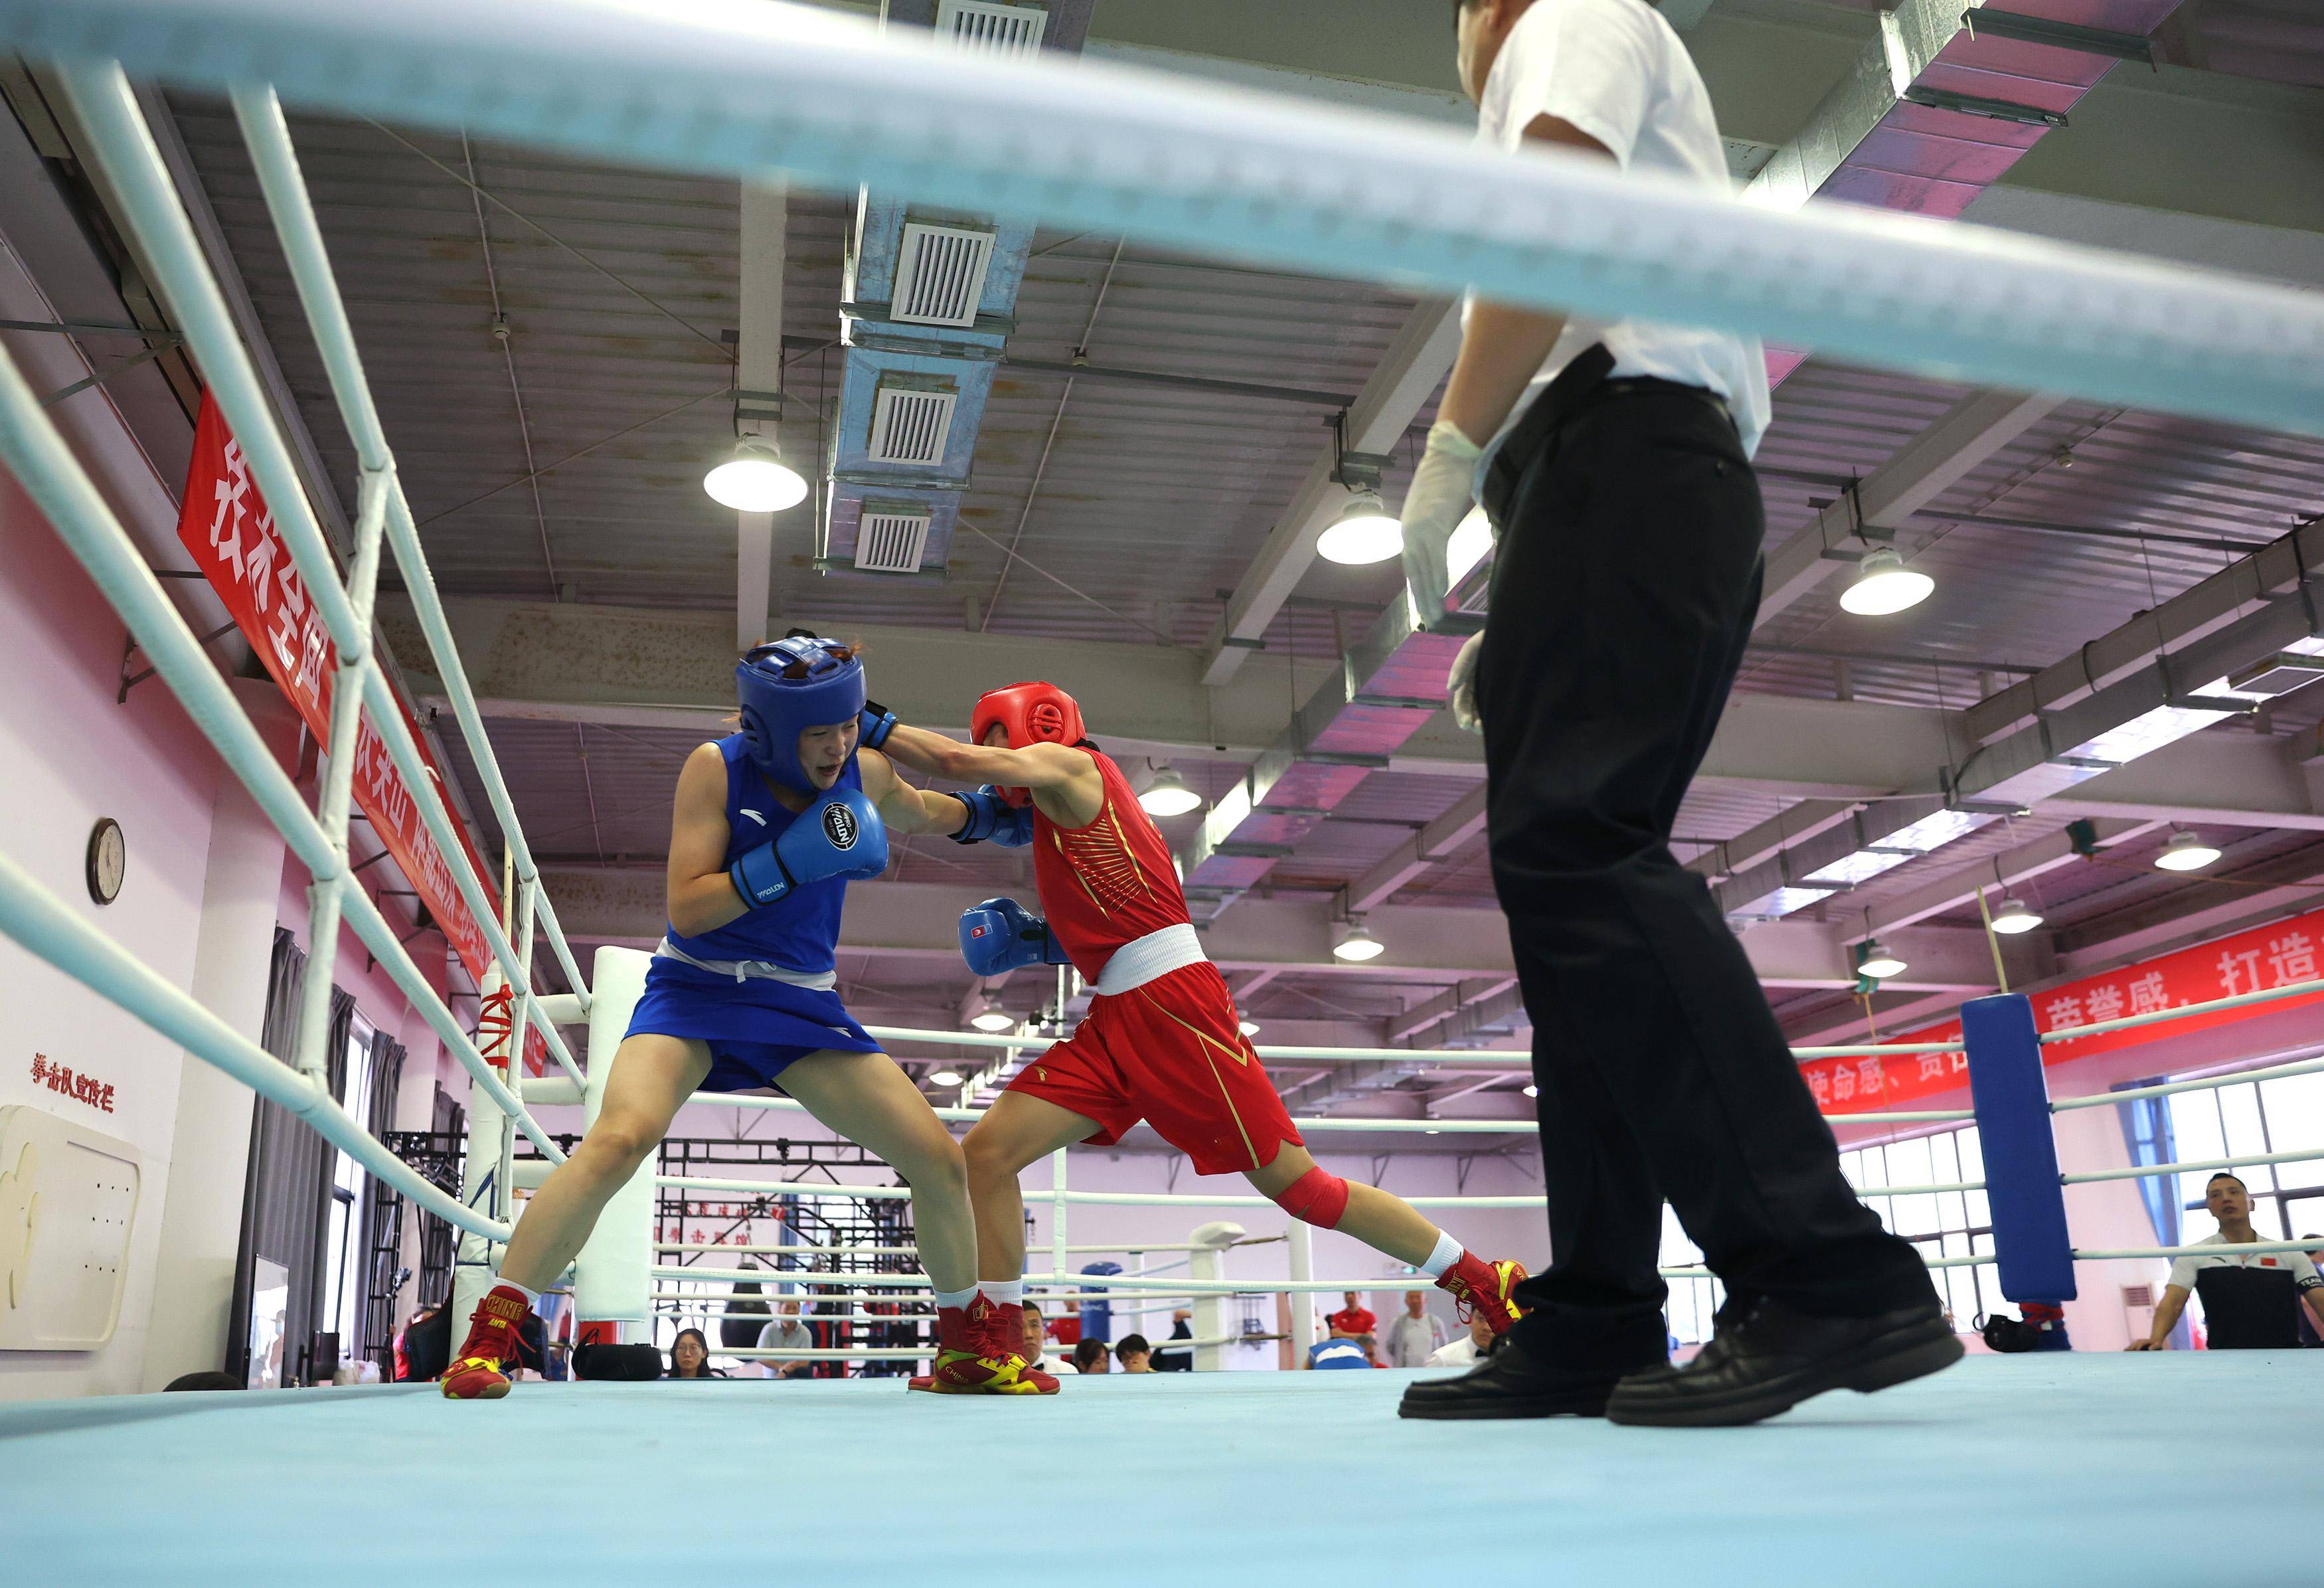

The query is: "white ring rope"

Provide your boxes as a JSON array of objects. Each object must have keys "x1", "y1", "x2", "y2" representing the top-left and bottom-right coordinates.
[
  {"x1": 2052, "y1": 1051, "x2": 2324, "y2": 1112},
  {"x1": 2060, "y1": 1144, "x2": 2324, "y2": 1186},
  {"x1": 9, "y1": 0, "x2": 2323, "y2": 433},
  {"x1": 2072, "y1": 1239, "x2": 2323, "y2": 1261},
  {"x1": 2040, "y1": 974, "x2": 2324, "y2": 1047}
]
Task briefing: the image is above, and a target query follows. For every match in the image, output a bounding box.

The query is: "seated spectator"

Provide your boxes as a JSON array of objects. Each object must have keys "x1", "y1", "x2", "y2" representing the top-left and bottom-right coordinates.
[
  {"x1": 1021, "y1": 1299, "x2": 1075, "y2": 1376},
  {"x1": 1382, "y1": 1290, "x2": 1447, "y2": 1368},
  {"x1": 164, "y1": 1371, "x2": 244, "y2": 1391},
  {"x1": 2129, "y1": 1174, "x2": 2324, "y2": 1350},
  {"x1": 756, "y1": 1298, "x2": 816, "y2": 1379},
  {"x1": 721, "y1": 1257, "x2": 772, "y2": 1352},
  {"x1": 1116, "y1": 1332, "x2": 1155, "y2": 1373},
  {"x1": 1427, "y1": 1310, "x2": 1495, "y2": 1369},
  {"x1": 1072, "y1": 1337, "x2": 1111, "y2": 1374},
  {"x1": 1151, "y1": 1308, "x2": 1195, "y2": 1372},
  {"x1": 667, "y1": 1326, "x2": 725, "y2": 1379},
  {"x1": 1305, "y1": 1327, "x2": 1373, "y2": 1370},
  {"x1": 1325, "y1": 1290, "x2": 1377, "y2": 1360}
]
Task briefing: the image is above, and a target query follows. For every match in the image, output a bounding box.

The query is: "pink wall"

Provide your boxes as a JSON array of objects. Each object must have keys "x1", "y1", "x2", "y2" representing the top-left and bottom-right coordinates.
[{"x1": 0, "y1": 470, "x2": 223, "y2": 1398}]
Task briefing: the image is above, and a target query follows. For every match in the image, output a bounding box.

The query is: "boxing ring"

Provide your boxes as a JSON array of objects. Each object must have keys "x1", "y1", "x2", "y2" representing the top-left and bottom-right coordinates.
[{"x1": 0, "y1": 0, "x2": 2321, "y2": 1580}]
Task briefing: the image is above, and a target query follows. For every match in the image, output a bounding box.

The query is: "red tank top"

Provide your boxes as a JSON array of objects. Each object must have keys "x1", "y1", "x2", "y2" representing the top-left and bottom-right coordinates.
[{"x1": 1033, "y1": 749, "x2": 1193, "y2": 983}]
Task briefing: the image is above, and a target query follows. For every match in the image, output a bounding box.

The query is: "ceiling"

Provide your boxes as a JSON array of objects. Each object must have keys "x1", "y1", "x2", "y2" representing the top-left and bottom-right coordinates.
[{"x1": 10, "y1": 0, "x2": 2321, "y2": 1137}]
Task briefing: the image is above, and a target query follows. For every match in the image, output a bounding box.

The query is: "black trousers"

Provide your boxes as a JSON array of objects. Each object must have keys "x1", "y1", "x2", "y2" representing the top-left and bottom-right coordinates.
[{"x1": 1475, "y1": 390, "x2": 1934, "y2": 1371}]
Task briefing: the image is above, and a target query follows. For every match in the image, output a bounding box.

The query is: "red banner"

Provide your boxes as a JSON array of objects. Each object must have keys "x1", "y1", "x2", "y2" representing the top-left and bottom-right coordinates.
[
  {"x1": 1806, "y1": 905, "x2": 2324, "y2": 1112},
  {"x1": 176, "y1": 394, "x2": 542, "y2": 1071}
]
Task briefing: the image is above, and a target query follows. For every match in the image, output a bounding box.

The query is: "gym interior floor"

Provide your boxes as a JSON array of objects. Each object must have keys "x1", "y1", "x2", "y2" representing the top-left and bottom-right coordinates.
[{"x1": 5, "y1": 1354, "x2": 2315, "y2": 1583}]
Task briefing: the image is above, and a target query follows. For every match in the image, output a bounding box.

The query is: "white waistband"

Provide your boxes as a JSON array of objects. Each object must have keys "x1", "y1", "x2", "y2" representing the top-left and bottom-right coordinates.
[
  {"x1": 656, "y1": 937, "x2": 839, "y2": 991},
  {"x1": 1094, "y1": 923, "x2": 1208, "y2": 998}
]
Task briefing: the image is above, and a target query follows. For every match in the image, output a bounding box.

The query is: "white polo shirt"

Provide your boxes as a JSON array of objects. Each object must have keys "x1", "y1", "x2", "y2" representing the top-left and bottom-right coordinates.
[{"x1": 1472, "y1": 0, "x2": 1770, "y2": 460}]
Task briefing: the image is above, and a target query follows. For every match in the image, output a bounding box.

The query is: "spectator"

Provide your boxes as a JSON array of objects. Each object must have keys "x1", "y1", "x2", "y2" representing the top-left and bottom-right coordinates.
[
  {"x1": 668, "y1": 1327, "x2": 724, "y2": 1379},
  {"x1": 1382, "y1": 1290, "x2": 1448, "y2": 1367},
  {"x1": 1021, "y1": 1299, "x2": 1076, "y2": 1376},
  {"x1": 2302, "y1": 1237, "x2": 2324, "y2": 1347},
  {"x1": 1072, "y1": 1338, "x2": 1111, "y2": 1374},
  {"x1": 1327, "y1": 1290, "x2": 1378, "y2": 1362},
  {"x1": 756, "y1": 1297, "x2": 816, "y2": 1379},
  {"x1": 721, "y1": 1257, "x2": 772, "y2": 1352},
  {"x1": 1116, "y1": 1333, "x2": 1155, "y2": 1373},
  {"x1": 2129, "y1": 1174, "x2": 2324, "y2": 1350},
  {"x1": 1305, "y1": 1327, "x2": 1374, "y2": 1370},
  {"x1": 164, "y1": 1371, "x2": 244, "y2": 1391},
  {"x1": 1428, "y1": 1312, "x2": 1497, "y2": 1369},
  {"x1": 1152, "y1": 1308, "x2": 1195, "y2": 1372}
]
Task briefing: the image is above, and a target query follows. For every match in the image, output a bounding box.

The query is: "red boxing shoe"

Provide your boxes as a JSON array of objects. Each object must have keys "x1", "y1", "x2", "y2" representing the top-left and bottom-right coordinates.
[
  {"x1": 439, "y1": 1283, "x2": 531, "y2": 1400},
  {"x1": 1438, "y1": 1254, "x2": 1528, "y2": 1336},
  {"x1": 910, "y1": 1295, "x2": 1058, "y2": 1395}
]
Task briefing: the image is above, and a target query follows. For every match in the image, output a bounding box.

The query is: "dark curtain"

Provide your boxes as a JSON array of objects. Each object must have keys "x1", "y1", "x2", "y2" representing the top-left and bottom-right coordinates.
[
  {"x1": 355, "y1": 1026, "x2": 407, "y2": 1370},
  {"x1": 226, "y1": 929, "x2": 355, "y2": 1386}
]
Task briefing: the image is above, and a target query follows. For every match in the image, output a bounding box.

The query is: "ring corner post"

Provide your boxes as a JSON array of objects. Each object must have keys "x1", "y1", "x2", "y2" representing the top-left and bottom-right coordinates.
[
  {"x1": 1961, "y1": 992, "x2": 2076, "y2": 1347},
  {"x1": 574, "y1": 946, "x2": 654, "y2": 1342}
]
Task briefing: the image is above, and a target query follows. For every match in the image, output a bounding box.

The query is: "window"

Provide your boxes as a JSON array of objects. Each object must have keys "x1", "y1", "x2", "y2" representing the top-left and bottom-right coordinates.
[
  {"x1": 319, "y1": 1017, "x2": 377, "y2": 1356},
  {"x1": 1657, "y1": 1124, "x2": 1997, "y2": 1344},
  {"x1": 2167, "y1": 1069, "x2": 2324, "y2": 1246}
]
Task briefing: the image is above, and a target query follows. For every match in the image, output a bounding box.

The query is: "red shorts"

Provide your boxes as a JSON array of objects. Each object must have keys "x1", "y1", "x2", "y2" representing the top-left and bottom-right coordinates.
[{"x1": 1005, "y1": 962, "x2": 1302, "y2": 1176}]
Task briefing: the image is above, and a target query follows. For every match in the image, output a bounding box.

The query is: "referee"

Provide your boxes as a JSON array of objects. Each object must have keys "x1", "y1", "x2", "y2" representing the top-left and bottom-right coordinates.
[{"x1": 1395, "y1": 0, "x2": 1954, "y2": 1427}]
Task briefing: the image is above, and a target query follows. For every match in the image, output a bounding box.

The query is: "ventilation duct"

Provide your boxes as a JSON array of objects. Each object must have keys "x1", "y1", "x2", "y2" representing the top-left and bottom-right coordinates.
[
  {"x1": 892, "y1": 221, "x2": 997, "y2": 327},
  {"x1": 867, "y1": 379, "x2": 957, "y2": 466},
  {"x1": 936, "y1": 0, "x2": 1048, "y2": 54},
  {"x1": 853, "y1": 506, "x2": 933, "y2": 574}
]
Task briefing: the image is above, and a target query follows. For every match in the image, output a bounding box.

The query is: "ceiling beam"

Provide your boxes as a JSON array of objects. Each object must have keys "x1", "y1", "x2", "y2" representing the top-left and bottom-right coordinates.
[
  {"x1": 1349, "y1": 783, "x2": 1487, "y2": 911},
  {"x1": 1198, "y1": 299, "x2": 1459, "y2": 687},
  {"x1": 390, "y1": 595, "x2": 1997, "y2": 790},
  {"x1": 1856, "y1": 817, "x2": 2165, "y2": 939},
  {"x1": 1756, "y1": 387, "x2": 2062, "y2": 627}
]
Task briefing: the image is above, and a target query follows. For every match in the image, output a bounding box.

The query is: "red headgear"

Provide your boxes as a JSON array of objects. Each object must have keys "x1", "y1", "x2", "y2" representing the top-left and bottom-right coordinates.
[{"x1": 971, "y1": 681, "x2": 1087, "y2": 807}]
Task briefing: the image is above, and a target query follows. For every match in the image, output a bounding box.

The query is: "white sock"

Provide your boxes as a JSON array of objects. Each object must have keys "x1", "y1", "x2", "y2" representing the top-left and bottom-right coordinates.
[
  {"x1": 492, "y1": 1278, "x2": 541, "y2": 1308},
  {"x1": 985, "y1": 1279, "x2": 1024, "y2": 1307},
  {"x1": 1418, "y1": 1231, "x2": 1463, "y2": 1280},
  {"x1": 934, "y1": 1284, "x2": 981, "y2": 1311}
]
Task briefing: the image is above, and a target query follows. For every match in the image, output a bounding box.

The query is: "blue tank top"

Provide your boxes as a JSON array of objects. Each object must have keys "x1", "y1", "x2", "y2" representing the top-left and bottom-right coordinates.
[
  {"x1": 663, "y1": 735, "x2": 857, "y2": 974},
  {"x1": 1308, "y1": 1339, "x2": 1372, "y2": 1371}
]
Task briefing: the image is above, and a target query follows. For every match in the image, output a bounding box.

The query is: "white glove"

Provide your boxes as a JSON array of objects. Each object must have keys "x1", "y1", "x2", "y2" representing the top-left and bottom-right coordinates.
[
  {"x1": 1448, "y1": 630, "x2": 1484, "y2": 733},
  {"x1": 1397, "y1": 419, "x2": 1483, "y2": 632}
]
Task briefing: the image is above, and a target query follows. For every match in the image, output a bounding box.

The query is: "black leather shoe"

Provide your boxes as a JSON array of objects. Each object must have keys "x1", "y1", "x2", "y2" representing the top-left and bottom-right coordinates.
[
  {"x1": 1605, "y1": 1296, "x2": 1962, "y2": 1428},
  {"x1": 1398, "y1": 1318, "x2": 1662, "y2": 1421}
]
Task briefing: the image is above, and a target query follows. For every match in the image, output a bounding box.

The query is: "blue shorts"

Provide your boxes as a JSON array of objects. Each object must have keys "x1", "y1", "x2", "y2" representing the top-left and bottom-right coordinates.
[{"x1": 625, "y1": 957, "x2": 880, "y2": 1091}]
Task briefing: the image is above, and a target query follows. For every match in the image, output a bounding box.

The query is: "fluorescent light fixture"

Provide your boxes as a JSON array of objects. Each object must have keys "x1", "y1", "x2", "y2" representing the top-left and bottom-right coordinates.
[
  {"x1": 1839, "y1": 549, "x2": 1934, "y2": 616},
  {"x1": 1857, "y1": 940, "x2": 1908, "y2": 979},
  {"x1": 1238, "y1": 1019, "x2": 1261, "y2": 1037},
  {"x1": 1316, "y1": 488, "x2": 1402, "y2": 565},
  {"x1": 1138, "y1": 764, "x2": 1203, "y2": 817},
  {"x1": 2155, "y1": 832, "x2": 2222, "y2": 873},
  {"x1": 1331, "y1": 921, "x2": 1386, "y2": 962},
  {"x1": 928, "y1": 1069, "x2": 964, "y2": 1087},
  {"x1": 1990, "y1": 897, "x2": 2042, "y2": 934},
  {"x1": 704, "y1": 438, "x2": 809, "y2": 512},
  {"x1": 1446, "y1": 505, "x2": 1493, "y2": 586}
]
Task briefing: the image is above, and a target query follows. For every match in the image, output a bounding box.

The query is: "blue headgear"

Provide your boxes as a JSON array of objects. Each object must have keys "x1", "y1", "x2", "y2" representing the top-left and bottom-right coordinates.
[{"x1": 735, "y1": 636, "x2": 866, "y2": 791}]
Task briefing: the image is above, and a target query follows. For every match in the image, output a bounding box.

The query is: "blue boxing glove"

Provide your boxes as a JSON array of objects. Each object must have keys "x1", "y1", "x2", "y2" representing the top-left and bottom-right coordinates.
[
  {"x1": 857, "y1": 699, "x2": 896, "y2": 751},
  {"x1": 950, "y1": 786, "x2": 1034, "y2": 848},
  {"x1": 959, "y1": 897, "x2": 1073, "y2": 976},
  {"x1": 730, "y1": 787, "x2": 890, "y2": 909}
]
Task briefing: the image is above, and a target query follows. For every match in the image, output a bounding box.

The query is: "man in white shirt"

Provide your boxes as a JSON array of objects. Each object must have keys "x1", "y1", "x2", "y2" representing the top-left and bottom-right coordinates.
[
  {"x1": 1384, "y1": 1291, "x2": 1450, "y2": 1367},
  {"x1": 2128, "y1": 1174, "x2": 2324, "y2": 1350},
  {"x1": 1019, "y1": 1298, "x2": 1076, "y2": 1376},
  {"x1": 756, "y1": 1298, "x2": 816, "y2": 1379},
  {"x1": 1396, "y1": 0, "x2": 1950, "y2": 1431},
  {"x1": 1428, "y1": 1312, "x2": 1499, "y2": 1370}
]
